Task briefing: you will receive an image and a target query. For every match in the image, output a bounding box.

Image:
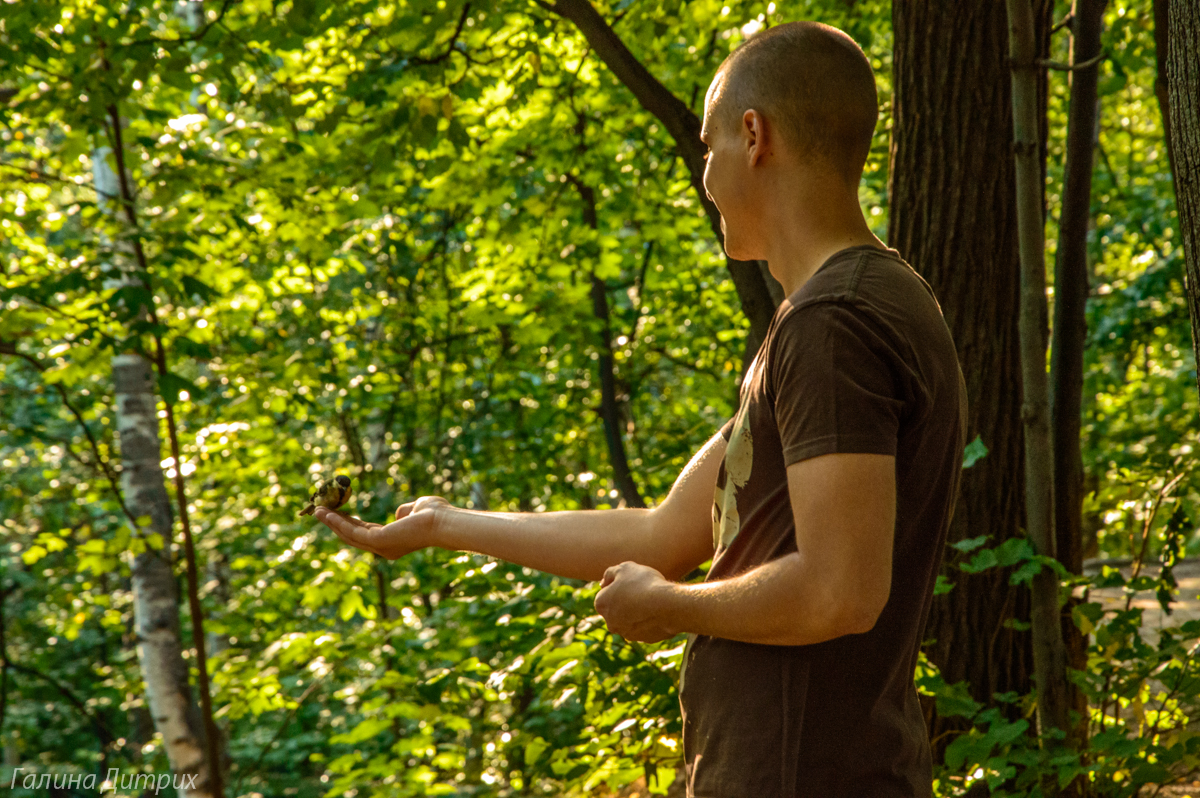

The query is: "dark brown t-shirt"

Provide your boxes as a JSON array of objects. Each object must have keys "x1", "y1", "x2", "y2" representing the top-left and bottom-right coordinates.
[{"x1": 679, "y1": 245, "x2": 967, "y2": 797}]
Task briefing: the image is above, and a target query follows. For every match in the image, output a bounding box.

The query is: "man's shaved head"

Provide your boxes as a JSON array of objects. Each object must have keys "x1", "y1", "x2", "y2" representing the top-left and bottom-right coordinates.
[{"x1": 710, "y1": 21, "x2": 878, "y2": 185}]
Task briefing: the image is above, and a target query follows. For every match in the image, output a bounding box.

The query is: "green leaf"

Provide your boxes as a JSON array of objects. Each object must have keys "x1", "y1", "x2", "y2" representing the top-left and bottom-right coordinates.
[
  {"x1": 1009, "y1": 559, "x2": 1043, "y2": 586},
  {"x1": 174, "y1": 337, "x2": 214, "y2": 361},
  {"x1": 181, "y1": 275, "x2": 219, "y2": 303},
  {"x1": 951, "y1": 534, "x2": 989, "y2": 553},
  {"x1": 962, "y1": 435, "x2": 988, "y2": 469},
  {"x1": 933, "y1": 574, "x2": 955, "y2": 595},
  {"x1": 960, "y1": 548, "x2": 998, "y2": 574},
  {"x1": 524, "y1": 737, "x2": 549, "y2": 766},
  {"x1": 21, "y1": 545, "x2": 48, "y2": 565},
  {"x1": 994, "y1": 537, "x2": 1035, "y2": 567},
  {"x1": 157, "y1": 371, "x2": 199, "y2": 406}
]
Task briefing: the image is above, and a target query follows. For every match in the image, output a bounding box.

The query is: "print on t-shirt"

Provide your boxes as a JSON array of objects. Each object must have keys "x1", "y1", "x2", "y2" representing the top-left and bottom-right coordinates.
[{"x1": 712, "y1": 392, "x2": 754, "y2": 551}]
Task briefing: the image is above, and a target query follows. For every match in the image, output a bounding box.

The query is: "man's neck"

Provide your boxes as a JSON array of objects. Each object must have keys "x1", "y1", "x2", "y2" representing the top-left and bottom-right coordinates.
[{"x1": 761, "y1": 177, "x2": 886, "y2": 297}]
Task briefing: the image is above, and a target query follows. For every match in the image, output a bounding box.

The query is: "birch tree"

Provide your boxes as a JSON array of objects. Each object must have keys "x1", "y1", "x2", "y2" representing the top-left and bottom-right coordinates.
[{"x1": 95, "y1": 146, "x2": 215, "y2": 798}]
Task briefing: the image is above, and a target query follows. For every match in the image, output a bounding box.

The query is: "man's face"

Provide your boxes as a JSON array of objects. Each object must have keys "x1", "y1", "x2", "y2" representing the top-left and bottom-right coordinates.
[{"x1": 700, "y1": 72, "x2": 760, "y2": 261}]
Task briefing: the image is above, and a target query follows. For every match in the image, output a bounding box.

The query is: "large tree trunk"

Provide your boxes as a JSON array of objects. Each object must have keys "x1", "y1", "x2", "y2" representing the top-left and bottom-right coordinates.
[
  {"x1": 1164, "y1": 0, "x2": 1200, "y2": 400},
  {"x1": 114, "y1": 355, "x2": 214, "y2": 798},
  {"x1": 889, "y1": 0, "x2": 1050, "y2": 726},
  {"x1": 1007, "y1": 0, "x2": 1071, "y2": 737}
]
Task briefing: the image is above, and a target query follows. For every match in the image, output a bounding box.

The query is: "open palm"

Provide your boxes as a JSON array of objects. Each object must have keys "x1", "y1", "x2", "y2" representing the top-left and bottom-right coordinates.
[{"x1": 314, "y1": 495, "x2": 449, "y2": 560}]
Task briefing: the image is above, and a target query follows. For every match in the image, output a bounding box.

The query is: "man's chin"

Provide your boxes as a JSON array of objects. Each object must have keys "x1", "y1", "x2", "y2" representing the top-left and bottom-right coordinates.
[{"x1": 722, "y1": 240, "x2": 751, "y2": 261}]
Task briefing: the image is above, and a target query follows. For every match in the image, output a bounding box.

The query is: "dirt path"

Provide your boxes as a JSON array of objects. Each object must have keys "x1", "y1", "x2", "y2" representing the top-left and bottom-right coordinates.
[{"x1": 1084, "y1": 557, "x2": 1200, "y2": 642}]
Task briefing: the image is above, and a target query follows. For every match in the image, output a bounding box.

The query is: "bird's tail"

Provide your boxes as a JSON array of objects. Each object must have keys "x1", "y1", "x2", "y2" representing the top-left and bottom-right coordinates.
[{"x1": 299, "y1": 504, "x2": 315, "y2": 517}]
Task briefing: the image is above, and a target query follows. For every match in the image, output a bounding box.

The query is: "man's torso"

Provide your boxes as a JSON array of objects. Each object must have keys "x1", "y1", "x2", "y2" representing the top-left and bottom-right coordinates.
[{"x1": 680, "y1": 245, "x2": 967, "y2": 798}]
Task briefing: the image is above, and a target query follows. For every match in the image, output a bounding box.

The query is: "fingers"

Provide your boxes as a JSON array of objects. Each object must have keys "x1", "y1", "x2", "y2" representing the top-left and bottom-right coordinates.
[
  {"x1": 315, "y1": 508, "x2": 380, "y2": 531},
  {"x1": 395, "y1": 500, "x2": 419, "y2": 522},
  {"x1": 601, "y1": 561, "x2": 640, "y2": 587},
  {"x1": 315, "y1": 509, "x2": 385, "y2": 557},
  {"x1": 315, "y1": 507, "x2": 348, "y2": 529}
]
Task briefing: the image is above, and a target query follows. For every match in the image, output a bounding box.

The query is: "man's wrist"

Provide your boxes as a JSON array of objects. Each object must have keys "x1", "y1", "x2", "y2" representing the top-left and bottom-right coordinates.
[
  {"x1": 650, "y1": 578, "x2": 691, "y2": 639},
  {"x1": 427, "y1": 502, "x2": 455, "y2": 550}
]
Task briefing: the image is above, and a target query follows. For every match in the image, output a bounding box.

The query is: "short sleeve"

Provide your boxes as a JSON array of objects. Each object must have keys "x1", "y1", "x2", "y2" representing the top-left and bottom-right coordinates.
[
  {"x1": 769, "y1": 303, "x2": 903, "y2": 466},
  {"x1": 718, "y1": 417, "x2": 735, "y2": 442}
]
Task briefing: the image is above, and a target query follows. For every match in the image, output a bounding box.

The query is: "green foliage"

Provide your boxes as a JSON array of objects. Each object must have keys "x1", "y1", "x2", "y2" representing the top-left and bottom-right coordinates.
[
  {"x1": 0, "y1": 0, "x2": 1195, "y2": 795},
  {"x1": 925, "y1": 556, "x2": 1200, "y2": 797},
  {"x1": 1057, "y1": 0, "x2": 1200, "y2": 561}
]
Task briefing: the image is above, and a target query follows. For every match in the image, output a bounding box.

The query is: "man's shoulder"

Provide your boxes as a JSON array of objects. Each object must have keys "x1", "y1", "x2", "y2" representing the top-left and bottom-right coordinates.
[
  {"x1": 764, "y1": 245, "x2": 960, "y2": 398},
  {"x1": 783, "y1": 246, "x2": 932, "y2": 314}
]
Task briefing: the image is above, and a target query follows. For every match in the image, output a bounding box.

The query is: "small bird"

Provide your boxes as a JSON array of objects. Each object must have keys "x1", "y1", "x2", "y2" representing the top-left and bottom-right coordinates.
[{"x1": 299, "y1": 475, "x2": 353, "y2": 516}]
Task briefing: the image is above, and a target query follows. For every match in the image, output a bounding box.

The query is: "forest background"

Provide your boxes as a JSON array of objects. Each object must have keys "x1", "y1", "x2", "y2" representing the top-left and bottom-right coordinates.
[{"x1": 1, "y1": 0, "x2": 1199, "y2": 796}]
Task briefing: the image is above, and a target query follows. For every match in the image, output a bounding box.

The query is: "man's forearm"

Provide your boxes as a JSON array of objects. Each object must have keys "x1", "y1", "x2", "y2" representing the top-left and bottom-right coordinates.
[
  {"x1": 433, "y1": 506, "x2": 665, "y2": 582},
  {"x1": 651, "y1": 553, "x2": 879, "y2": 646}
]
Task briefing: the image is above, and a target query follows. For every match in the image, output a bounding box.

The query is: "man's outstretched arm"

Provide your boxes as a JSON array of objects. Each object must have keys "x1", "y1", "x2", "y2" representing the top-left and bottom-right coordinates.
[
  {"x1": 595, "y1": 452, "x2": 896, "y2": 646},
  {"x1": 314, "y1": 428, "x2": 726, "y2": 583}
]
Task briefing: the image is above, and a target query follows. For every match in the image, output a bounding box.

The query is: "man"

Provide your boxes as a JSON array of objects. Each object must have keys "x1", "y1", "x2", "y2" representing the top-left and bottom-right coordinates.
[{"x1": 316, "y1": 20, "x2": 966, "y2": 797}]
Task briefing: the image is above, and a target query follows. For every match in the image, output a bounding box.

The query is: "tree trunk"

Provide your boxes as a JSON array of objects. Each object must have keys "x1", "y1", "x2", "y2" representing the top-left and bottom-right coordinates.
[
  {"x1": 590, "y1": 274, "x2": 644, "y2": 507},
  {"x1": 202, "y1": 549, "x2": 234, "y2": 780},
  {"x1": 1051, "y1": 0, "x2": 1103, "y2": 584},
  {"x1": 1050, "y1": 0, "x2": 1105, "y2": 740},
  {"x1": 96, "y1": 145, "x2": 216, "y2": 797},
  {"x1": 889, "y1": 0, "x2": 1047, "y2": 720},
  {"x1": 204, "y1": 551, "x2": 231, "y2": 659},
  {"x1": 374, "y1": 557, "x2": 393, "y2": 620},
  {"x1": 569, "y1": 174, "x2": 646, "y2": 508},
  {"x1": 1154, "y1": 0, "x2": 1176, "y2": 175},
  {"x1": 549, "y1": 0, "x2": 782, "y2": 352},
  {"x1": 114, "y1": 355, "x2": 214, "y2": 798},
  {"x1": 99, "y1": 98, "x2": 225, "y2": 792},
  {"x1": 1164, "y1": 0, "x2": 1200, "y2": 401},
  {"x1": 1007, "y1": 0, "x2": 1071, "y2": 737}
]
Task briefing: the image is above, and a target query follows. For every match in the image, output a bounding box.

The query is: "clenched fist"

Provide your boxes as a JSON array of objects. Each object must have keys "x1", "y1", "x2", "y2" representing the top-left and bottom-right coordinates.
[{"x1": 594, "y1": 561, "x2": 678, "y2": 643}]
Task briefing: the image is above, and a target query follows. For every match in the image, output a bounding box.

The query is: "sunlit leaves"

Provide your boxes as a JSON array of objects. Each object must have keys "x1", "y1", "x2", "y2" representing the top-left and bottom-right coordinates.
[{"x1": 1, "y1": 0, "x2": 1195, "y2": 795}]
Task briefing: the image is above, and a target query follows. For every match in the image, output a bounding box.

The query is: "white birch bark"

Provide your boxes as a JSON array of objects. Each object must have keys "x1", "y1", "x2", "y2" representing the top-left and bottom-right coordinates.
[{"x1": 96, "y1": 147, "x2": 214, "y2": 798}]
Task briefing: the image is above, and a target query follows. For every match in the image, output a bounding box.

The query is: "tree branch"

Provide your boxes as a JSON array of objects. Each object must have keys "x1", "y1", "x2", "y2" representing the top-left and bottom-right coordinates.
[
  {"x1": 232, "y1": 674, "x2": 328, "y2": 796},
  {"x1": 0, "y1": 340, "x2": 139, "y2": 530},
  {"x1": 563, "y1": 172, "x2": 645, "y2": 508},
  {"x1": 542, "y1": 0, "x2": 780, "y2": 349},
  {"x1": 406, "y1": 3, "x2": 472, "y2": 66},
  {"x1": 1038, "y1": 51, "x2": 1106, "y2": 71},
  {"x1": 0, "y1": 584, "x2": 113, "y2": 756},
  {"x1": 0, "y1": 161, "x2": 118, "y2": 201},
  {"x1": 123, "y1": 0, "x2": 239, "y2": 47}
]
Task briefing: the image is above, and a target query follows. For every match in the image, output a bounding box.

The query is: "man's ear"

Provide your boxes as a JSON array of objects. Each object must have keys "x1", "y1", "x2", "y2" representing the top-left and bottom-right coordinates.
[{"x1": 743, "y1": 109, "x2": 769, "y2": 166}]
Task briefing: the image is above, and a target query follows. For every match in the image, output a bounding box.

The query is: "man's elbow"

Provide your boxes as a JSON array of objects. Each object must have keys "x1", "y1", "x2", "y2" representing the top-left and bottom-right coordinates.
[
  {"x1": 772, "y1": 586, "x2": 889, "y2": 646},
  {"x1": 771, "y1": 601, "x2": 882, "y2": 646},
  {"x1": 839, "y1": 601, "x2": 885, "y2": 636},
  {"x1": 835, "y1": 587, "x2": 890, "y2": 636}
]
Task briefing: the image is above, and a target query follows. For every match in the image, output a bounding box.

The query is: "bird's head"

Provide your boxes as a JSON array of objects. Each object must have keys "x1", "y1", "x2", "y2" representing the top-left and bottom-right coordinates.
[{"x1": 335, "y1": 475, "x2": 352, "y2": 488}]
